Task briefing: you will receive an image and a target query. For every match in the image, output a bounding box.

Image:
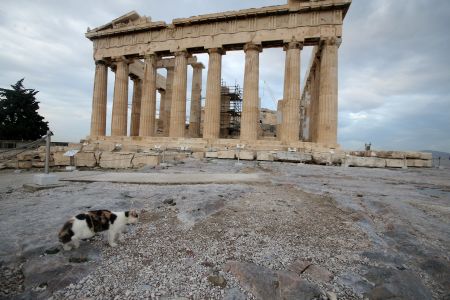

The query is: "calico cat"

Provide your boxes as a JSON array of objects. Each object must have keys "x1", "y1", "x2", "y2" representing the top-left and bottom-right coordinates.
[{"x1": 58, "y1": 210, "x2": 139, "y2": 250}]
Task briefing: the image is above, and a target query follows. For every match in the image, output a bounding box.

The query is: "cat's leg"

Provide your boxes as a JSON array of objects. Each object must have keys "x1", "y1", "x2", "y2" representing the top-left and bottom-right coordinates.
[
  {"x1": 108, "y1": 229, "x2": 118, "y2": 247},
  {"x1": 72, "y1": 238, "x2": 80, "y2": 249},
  {"x1": 62, "y1": 243, "x2": 72, "y2": 251}
]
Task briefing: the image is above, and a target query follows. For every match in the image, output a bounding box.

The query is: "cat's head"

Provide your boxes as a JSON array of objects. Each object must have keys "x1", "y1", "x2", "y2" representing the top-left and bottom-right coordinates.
[{"x1": 125, "y1": 210, "x2": 139, "y2": 224}]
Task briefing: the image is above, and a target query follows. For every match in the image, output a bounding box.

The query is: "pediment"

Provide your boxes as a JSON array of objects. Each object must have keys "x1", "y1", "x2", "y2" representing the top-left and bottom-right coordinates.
[{"x1": 88, "y1": 11, "x2": 152, "y2": 33}]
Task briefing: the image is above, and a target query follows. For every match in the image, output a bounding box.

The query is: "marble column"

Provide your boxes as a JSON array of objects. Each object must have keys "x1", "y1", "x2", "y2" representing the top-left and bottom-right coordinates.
[
  {"x1": 317, "y1": 38, "x2": 340, "y2": 145},
  {"x1": 90, "y1": 60, "x2": 108, "y2": 137},
  {"x1": 129, "y1": 76, "x2": 142, "y2": 136},
  {"x1": 281, "y1": 42, "x2": 303, "y2": 143},
  {"x1": 139, "y1": 54, "x2": 158, "y2": 137},
  {"x1": 163, "y1": 67, "x2": 174, "y2": 136},
  {"x1": 203, "y1": 48, "x2": 224, "y2": 139},
  {"x1": 169, "y1": 51, "x2": 189, "y2": 137},
  {"x1": 310, "y1": 65, "x2": 320, "y2": 142},
  {"x1": 158, "y1": 89, "x2": 166, "y2": 132},
  {"x1": 241, "y1": 43, "x2": 262, "y2": 141},
  {"x1": 111, "y1": 57, "x2": 130, "y2": 136},
  {"x1": 189, "y1": 62, "x2": 204, "y2": 138}
]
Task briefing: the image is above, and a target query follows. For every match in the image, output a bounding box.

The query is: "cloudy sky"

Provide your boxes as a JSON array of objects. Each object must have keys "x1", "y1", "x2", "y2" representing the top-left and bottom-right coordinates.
[{"x1": 1, "y1": 0, "x2": 449, "y2": 151}]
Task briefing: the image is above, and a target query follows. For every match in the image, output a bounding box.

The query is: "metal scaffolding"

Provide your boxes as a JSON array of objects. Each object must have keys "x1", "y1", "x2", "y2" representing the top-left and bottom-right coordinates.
[{"x1": 220, "y1": 80, "x2": 243, "y2": 138}]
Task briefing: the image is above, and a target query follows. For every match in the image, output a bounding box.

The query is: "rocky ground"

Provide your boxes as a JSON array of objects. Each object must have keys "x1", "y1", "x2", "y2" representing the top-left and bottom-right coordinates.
[{"x1": 0, "y1": 159, "x2": 449, "y2": 299}]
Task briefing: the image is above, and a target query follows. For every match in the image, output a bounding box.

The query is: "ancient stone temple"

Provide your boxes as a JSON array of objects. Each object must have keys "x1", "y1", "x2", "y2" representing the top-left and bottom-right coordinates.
[{"x1": 85, "y1": 0, "x2": 352, "y2": 151}]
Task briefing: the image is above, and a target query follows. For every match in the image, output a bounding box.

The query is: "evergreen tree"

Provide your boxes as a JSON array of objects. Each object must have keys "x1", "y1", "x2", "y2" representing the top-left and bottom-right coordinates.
[{"x1": 0, "y1": 79, "x2": 49, "y2": 140}]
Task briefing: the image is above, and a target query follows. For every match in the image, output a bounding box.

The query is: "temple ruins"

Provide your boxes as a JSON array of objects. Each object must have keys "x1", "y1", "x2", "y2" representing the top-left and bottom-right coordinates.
[{"x1": 85, "y1": 0, "x2": 351, "y2": 151}]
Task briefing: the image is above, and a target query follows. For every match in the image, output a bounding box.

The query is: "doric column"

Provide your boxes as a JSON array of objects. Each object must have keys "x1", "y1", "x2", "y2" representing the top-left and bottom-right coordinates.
[
  {"x1": 139, "y1": 54, "x2": 158, "y2": 137},
  {"x1": 281, "y1": 42, "x2": 303, "y2": 143},
  {"x1": 189, "y1": 62, "x2": 204, "y2": 138},
  {"x1": 111, "y1": 57, "x2": 130, "y2": 136},
  {"x1": 163, "y1": 67, "x2": 174, "y2": 136},
  {"x1": 169, "y1": 50, "x2": 189, "y2": 137},
  {"x1": 276, "y1": 99, "x2": 284, "y2": 139},
  {"x1": 129, "y1": 76, "x2": 142, "y2": 136},
  {"x1": 203, "y1": 48, "x2": 224, "y2": 139},
  {"x1": 241, "y1": 43, "x2": 262, "y2": 141},
  {"x1": 158, "y1": 89, "x2": 166, "y2": 131},
  {"x1": 310, "y1": 65, "x2": 320, "y2": 142},
  {"x1": 317, "y1": 38, "x2": 340, "y2": 145},
  {"x1": 90, "y1": 60, "x2": 108, "y2": 137}
]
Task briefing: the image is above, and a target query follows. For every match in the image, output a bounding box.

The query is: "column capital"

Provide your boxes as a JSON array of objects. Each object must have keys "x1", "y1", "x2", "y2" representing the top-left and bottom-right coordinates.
[
  {"x1": 283, "y1": 41, "x2": 304, "y2": 51},
  {"x1": 111, "y1": 56, "x2": 133, "y2": 64},
  {"x1": 95, "y1": 59, "x2": 108, "y2": 66},
  {"x1": 143, "y1": 53, "x2": 159, "y2": 60},
  {"x1": 191, "y1": 62, "x2": 205, "y2": 69},
  {"x1": 129, "y1": 74, "x2": 141, "y2": 81},
  {"x1": 322, "y1": 37, "x2": 342, "y2": 47},
  {"x1": 244, "y1": 43, "x2": 262, "y2": 53},
  {"x1": 208, "y1": 48, "x2": 225, "y2": 55},
  {"x1": 174, "y1": 50, "x2": 191, "y2": 58}
]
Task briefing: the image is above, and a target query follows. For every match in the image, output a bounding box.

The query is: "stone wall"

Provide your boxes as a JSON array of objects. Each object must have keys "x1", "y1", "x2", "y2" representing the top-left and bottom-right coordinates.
[{"x1": 0, "y1": 140, "x2": 433, "y2": 171}]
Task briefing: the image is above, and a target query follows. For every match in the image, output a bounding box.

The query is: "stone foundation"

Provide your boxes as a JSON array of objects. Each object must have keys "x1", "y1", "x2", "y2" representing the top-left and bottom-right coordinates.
[{"x1": 2, "y1": 138, "x2": 434, "y2": 170}]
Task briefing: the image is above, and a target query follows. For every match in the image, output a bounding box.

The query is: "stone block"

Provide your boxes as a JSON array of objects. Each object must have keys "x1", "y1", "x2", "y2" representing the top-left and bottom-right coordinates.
[
  {"x1": 75, "y1": 152, "x2": 97, "y2": 167},
  {"x1": 53, "y1": 152, "x2": 71, "y2": 166},
  {"x1": 81, "y1": 144, "x2": 97, "y2": 152},
  {"x1": 205, "y1": 151, "x2": 218, "y2": 158},
  {"x1": 257, "y1": 151, "x2": 274, "y2": 161},
  {"x1": 405, "y1": 151, "x2": 424, "y2": 159},
  {"x1": 33, "y1": 174, "x2": 59, "y2": 185},
  {"x1": 122, "y1": 144, "x2": 139, "y2": 152},
  {"x1": 237, "y1": 150, "x2": 255, "y2": 160},
  {"x1": 67, "y1": 143, "x2": 82, "y2": 150},
  {"x1": 32, "y1": 160, "x2": 54, "y2": 168},
  {"x1": 312, "y1": 152, "x2": 335, "y2": 164},
  {"x1": 419, "y1": 152, "x2": 432, "y2": 160},
  {"x1": 50, "y1": 146, "x2": 67, "y2": 152},
  {"x1": 385, "y1": 159, "x2": 406, "y2": 168},
  {"x1": 275, "y1": 151, "x2": 312, "y2": 163},
  {"x1": 407, "y1": 159, "x2": 432, "y2": 168},
  {"x1": 346, "y1": 156, "x2": 386, "y2": 168},
  {"x1": 99, "y1": 152, "x2": 134, "y2": 169},
  {"x1": 132, "y1": 153, "x2": 160, "y2": 168},
  {"x1": 17, "y1": 151, "x2": 37, "y2": 161},
  {"x1": 192, "y1": 152, "x2": 205, "y2": 159},
  {"x1": 97, "y1": 142, "x2": 116, "y2": 152},
  {"x1": 218, "y1": 150, "x2": 236, "y2": 159},
  {"x1": 18, "y1": 160, "x2": 32, "y2": 169}
]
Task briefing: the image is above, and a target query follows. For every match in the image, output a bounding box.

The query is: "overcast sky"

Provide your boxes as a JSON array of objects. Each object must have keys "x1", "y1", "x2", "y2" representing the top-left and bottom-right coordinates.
[{"x1": 1, "y1": 0, "x2": 449, "y2": 151}]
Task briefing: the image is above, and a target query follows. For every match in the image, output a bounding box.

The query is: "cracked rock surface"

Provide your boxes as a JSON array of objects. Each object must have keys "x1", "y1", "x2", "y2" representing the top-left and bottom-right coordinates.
[{"x1": 0, "y1": 159, "x2": 449, "y2": 299}]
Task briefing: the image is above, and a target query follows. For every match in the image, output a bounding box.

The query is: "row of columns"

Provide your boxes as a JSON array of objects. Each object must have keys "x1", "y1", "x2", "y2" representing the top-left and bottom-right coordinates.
[
  {"x1": 90, "y1": 55, "x2": 204, "y2": 138},
  {"x1": 90, "y1": 39, "x2": 339, "y2": 145},
  {"x1": 303, "y1": 38, "x2": 340, "y2": 145}
]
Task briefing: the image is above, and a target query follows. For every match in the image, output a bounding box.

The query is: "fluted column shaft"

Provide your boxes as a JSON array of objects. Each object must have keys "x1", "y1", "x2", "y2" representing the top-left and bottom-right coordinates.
[
  {"x1": 130, "y1": 77, "x2": 142, "y2": 136},
  {"x1": 203, "y1": 49, "x2": 224, "y2": 139},
  {"x1": 163, "y1": 67, "x2": 174, "y2": 136},
  {"x1": 90, "y1": 60, "x2": 108, "y2": 136},
  {"x1": 310, "y1": 65, "x2": 320, "y2": 142},
  {"x1": 111, "y1": 58, "x2": 130, "y2": 136},
  {"x1": 158, "y1": 89, "x2": 166, "y2": 131},
  {"x1": 317, "y1": 38, "x2": 340, "y2": 145},
  {"x1": 241, "y1": 44, "x2": 262, "y2": 141},
  {"x1": 281, "y1": 42, "x2": 303, "y2": 143},
  {"x1": 169, "y1": 51, "x2": 189, "y2": 137},
  {"x1": 139, "y1": 54, "x2": 158, "y2": 137},
  {"x1": 189, "y1": 63, "x2": 204, "y2": 138}
]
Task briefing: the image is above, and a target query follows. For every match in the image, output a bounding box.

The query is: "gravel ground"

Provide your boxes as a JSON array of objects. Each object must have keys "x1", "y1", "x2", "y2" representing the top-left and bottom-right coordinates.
[{"x1": 0, "y1": 159, "x2": 449, "y2": 299}]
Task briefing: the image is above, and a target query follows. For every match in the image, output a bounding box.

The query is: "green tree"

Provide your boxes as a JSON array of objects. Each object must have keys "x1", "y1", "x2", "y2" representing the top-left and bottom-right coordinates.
[{"x1": 0, "y1": 79, "x2": 49, "y2": 140}]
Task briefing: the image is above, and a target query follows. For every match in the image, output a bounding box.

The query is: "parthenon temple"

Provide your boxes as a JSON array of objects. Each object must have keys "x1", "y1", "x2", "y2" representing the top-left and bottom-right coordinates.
[{"x1": 86, "y1": 0, "x2": 351, "y2": 152}]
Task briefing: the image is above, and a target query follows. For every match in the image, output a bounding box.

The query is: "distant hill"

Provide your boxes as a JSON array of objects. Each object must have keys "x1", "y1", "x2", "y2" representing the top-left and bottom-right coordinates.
[{"x1": 422, "y1": 150, "x2": 450, "y2": 167}]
